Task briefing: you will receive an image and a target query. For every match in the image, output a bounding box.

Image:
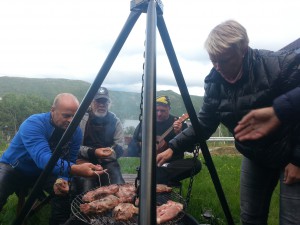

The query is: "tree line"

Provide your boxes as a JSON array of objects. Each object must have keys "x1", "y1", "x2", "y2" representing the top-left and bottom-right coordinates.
[{"x1": 0, "y1": 93, "x2": 51, "y2": 143}]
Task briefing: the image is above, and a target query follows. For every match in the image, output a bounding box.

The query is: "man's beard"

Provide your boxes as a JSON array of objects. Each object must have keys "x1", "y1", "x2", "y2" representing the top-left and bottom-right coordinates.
[{"x1": 94, "y1": 110, "x2": 107, "y2": 118}]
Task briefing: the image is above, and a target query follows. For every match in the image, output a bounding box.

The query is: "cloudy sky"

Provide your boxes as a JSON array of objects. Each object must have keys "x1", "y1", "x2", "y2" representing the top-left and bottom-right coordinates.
[{"x1": 0, "y1": 0, "x2": 299, "y2": 96}]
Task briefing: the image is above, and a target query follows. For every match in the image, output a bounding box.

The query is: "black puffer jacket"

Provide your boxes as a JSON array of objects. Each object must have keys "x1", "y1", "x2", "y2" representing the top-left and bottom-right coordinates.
[{"x1": 170, "y1": 47, "x2": 300, "y2": 168}]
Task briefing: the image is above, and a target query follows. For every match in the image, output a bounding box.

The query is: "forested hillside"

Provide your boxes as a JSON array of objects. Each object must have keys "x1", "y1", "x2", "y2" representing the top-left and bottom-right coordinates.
[
  {"x1": 0, "y1": 76, "x2": 204, "y2": 137},
  {"x1": 0, "y1": 76, "x2": 90, "y2": 101}
]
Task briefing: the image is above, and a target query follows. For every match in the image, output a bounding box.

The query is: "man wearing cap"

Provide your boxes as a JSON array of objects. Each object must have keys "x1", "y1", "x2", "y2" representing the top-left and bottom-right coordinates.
[
  {"x1": 128, "y1": 95, "x2": 201, "y2": 185},
  {"x1": 74, "y1": 87, "x2": 125, "y2": 194}
]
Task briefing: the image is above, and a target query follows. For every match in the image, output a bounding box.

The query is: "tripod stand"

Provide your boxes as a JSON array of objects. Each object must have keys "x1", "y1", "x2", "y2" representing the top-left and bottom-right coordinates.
[{"x1": 12, "y1": 1, "x2": 234, "y2": 225}]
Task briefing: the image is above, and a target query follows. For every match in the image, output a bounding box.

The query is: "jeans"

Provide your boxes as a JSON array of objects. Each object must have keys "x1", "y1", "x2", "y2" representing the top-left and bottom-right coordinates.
[
  {"x1": 0, "y1": 162, "x2": 71, "y2": 225},
  {"x1": 240, "y1": 157, "x2": 300, "y2": 225}
]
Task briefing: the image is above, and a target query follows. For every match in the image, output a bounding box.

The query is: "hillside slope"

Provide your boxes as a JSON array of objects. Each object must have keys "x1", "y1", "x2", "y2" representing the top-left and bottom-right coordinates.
[{"x1": 0, "y1": 76, "x2": 203, "y2": 120}]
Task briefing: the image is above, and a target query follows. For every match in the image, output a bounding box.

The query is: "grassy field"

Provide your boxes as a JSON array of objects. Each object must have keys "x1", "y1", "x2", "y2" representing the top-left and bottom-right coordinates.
[{"x1": 0, "y1": 146, "x2": 279, "y2": 225}]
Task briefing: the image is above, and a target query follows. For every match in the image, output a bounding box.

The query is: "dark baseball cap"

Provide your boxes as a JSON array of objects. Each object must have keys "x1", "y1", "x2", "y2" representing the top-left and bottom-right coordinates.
[{"x1": 94, "y1": 87, "x2": 110, "y2": 100}]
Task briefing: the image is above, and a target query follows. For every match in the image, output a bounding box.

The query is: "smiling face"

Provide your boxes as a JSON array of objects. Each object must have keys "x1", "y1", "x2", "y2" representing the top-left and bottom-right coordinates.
[{"x1": 209, "y1": 47, "x2": 245, "y2": 83}]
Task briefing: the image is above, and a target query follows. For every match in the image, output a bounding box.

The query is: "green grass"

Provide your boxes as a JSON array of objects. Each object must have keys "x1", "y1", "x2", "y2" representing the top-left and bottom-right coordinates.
[{"x1": 0, "y1": 154, "x2": 279, "y2": 225}]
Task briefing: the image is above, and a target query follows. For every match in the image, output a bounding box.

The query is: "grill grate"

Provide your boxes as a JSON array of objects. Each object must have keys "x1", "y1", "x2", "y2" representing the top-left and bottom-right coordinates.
[{"x1": 71, "y1": 184, "x2": 187, "y2": 225}]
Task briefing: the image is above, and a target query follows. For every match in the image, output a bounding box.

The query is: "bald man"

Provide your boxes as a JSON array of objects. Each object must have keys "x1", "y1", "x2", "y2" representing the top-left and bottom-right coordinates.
[{"x1": 0, "y1": 93, "x2": 105, "y2": 225}]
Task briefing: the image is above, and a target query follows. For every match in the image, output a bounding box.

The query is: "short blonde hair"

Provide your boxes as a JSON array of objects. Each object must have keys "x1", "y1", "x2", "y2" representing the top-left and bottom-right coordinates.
[{"x1": 204, "y1": 20, "x2": 249, "y2": 57}]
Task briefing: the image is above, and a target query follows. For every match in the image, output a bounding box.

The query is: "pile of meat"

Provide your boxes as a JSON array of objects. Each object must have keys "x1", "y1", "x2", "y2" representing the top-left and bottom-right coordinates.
[
  {"x1": 79, "y1": 183, "x2": 184, "y2": 224},
  {"x1": 80, "y1": 183, "x2": 138, "y2": 221}
]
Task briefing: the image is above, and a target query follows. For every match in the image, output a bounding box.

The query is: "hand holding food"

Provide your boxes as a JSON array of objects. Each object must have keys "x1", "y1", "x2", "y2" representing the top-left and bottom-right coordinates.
[
  {"x1": 95, "y1": 147, "x2": 114, "y2": 158},
  {"x1": 71, "y1": 163, "x2": 107, "y2": 177},
  {"x1": 53, "y1": 178, "x2": 69, "y2": 196}
]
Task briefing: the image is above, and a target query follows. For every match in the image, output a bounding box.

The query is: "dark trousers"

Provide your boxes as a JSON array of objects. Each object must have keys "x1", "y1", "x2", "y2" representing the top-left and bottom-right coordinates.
[
  {"x1": 156, "y1": 158, "x2": 202, "y2": 185},
  {"x1": 0, "y1": 162, "x2": 70, "y2": 225}
]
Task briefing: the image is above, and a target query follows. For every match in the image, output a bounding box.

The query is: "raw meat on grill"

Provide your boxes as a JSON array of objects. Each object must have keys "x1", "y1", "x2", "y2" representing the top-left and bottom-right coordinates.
[
  {"x1": 115, "y1": 183, "x2": 137, "y2": 203},
  {"x1": 80, "y1": 194, "x2": 120, "y2": 215},
  {"x1": 156, "y1": 184, "x2": 172, "y2": 193},
  {"x1": 82, "y1": 184, "x2": 119, "y2": 202},
  {"x1": 156, "y1": 200, "x2": 183, "y2": 224},
  {"x1": 112, "y1": 203, "x2": 139, "y2": 221}
]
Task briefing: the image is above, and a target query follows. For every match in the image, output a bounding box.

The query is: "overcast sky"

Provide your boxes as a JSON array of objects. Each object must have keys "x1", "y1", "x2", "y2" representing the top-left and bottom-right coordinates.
[{"x1": 0, "y1": 0, "x2": 299, "y2": 96}]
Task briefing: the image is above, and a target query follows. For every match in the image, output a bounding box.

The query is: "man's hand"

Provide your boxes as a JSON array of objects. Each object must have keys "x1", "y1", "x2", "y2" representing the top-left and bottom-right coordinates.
[
  {"x1": 284, "y1": 163, "x2": 300, "y2": 185},
  {"x1": 157, "y1": 148, "x2": 173, "y2": 167},
  {"x1": 71, "y1": 163, "x2": 107, "y2": 177},
  {"x1": 53, "y1": 178, "x2": 69, "y2": 196},
  {"x1": 234, "y1": 107, "x2": 281, "y2": 141},
  {"x1": 173, "y1": 120, "x2": 182, "y2": 135},
  {"x1": 95, "y1": 147, "x2": 113, "y2": 158}
]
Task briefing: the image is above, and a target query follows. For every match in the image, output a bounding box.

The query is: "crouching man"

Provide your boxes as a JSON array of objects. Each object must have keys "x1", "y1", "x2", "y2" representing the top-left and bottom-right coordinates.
[{"x1": 0, "y1": 93, "x2": 106, "y2": 225}]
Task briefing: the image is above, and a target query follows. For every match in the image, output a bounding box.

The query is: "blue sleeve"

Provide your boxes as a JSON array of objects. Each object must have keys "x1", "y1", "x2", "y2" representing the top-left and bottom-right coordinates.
[
  {"x1": 20, "y1": 117, "x2": 81, "y2": 178},
  {"x1": 273, "y1": 87, "x2": 300, "y2": 123}
]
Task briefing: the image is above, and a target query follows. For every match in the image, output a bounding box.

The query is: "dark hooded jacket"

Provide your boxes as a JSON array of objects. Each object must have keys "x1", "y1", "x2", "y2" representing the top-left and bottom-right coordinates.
[
  {"x1": 169, "y1": 47, "x2": 300, "y2": 168},
  {"x1": 273, "y1": 87, "x2": 300, "y2": 123}
]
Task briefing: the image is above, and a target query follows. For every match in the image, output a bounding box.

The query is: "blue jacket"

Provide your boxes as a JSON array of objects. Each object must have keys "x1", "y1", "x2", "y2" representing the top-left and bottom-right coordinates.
[{"x1": 0, "y1": 112, "x2": 82, "y2": 178}]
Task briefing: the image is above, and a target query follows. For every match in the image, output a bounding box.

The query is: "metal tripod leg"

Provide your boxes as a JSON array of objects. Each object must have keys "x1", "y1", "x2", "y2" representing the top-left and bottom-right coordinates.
[
  {"x1": 157, "y1": 13, "x2": 235, "y2": 225},
  {"x1": 12, "y1": 1, "x2": 234, "y2": 225},
  {"x1": 11, "y1": 9, "x2": 142, "y2": 225}
]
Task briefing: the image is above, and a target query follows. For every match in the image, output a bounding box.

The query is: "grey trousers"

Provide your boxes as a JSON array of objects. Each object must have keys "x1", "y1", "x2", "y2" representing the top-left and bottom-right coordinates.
[{"x1": 240, "y1": 157, "x2": 300, "y2": 225}]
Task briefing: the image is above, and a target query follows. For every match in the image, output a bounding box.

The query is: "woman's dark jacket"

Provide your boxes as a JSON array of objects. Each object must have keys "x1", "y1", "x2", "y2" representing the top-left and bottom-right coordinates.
[
  {"x1": 169, "y1": 47, "x2": 300, "y2": 168},
  {"x1": 273, "y1": 87, "x2": 300, "y2": 123}
]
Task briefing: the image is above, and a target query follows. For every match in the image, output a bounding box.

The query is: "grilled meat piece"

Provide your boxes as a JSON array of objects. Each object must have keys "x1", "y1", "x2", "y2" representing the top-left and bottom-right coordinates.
[
  {"x1": 156, "y1": 184, "x2": 172, "y2": 193},
  {"x1": 115, "y1": 183, "x2": 137, "y2": 203},
  {"x1": 80, "y1": 194, "x2": 120, "y2": 215},
  {"x1": 82, "y1": 184, "x2": 119, "y2": 202},
  {"x1": 112, "y1": 203, "x2": 139, "y2": 221},
  {"x1": 156, "y1": 200, "x2": 183, "y2": 224}
]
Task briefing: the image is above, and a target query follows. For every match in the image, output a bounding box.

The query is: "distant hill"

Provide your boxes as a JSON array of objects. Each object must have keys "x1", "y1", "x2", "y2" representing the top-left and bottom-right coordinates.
[
  {"x1": 0, "y1": 76, "x2": 203, "y2": 121},
  {"x1": 0, "y1": 76, "x2": 90, "y2": 101}
]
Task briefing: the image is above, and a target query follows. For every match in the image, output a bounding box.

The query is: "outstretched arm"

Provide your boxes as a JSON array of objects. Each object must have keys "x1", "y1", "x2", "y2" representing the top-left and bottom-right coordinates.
[
  {"x1": 234, "y1": 107, "x2": 281, "y2": 141},
  {"x1": 235, "y1": 87, "x2": 300, "y2": 141},
  {"x1": 71, "y1": 163, "x2": 106, "y2": 177},
  {"x1": 54, "y1": 163, "x2": 107, "y2": 195}
]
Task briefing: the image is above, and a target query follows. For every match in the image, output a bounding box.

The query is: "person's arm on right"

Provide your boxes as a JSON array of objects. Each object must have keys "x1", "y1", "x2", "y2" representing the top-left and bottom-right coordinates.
[
  {"x1": 235, "y1": 87, "x2": 300, "y2": 141},
  {"x1": 273, "y1": 87, "x2": 300, "y2": 123},
  {"x1": 234, "y1": 107, "x2": 281, "y2": 141}
]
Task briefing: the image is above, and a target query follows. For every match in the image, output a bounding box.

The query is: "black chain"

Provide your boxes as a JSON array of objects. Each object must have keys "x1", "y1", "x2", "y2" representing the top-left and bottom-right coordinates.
[
  {"x1": 66, "y1": 145, "x2": 72, "y2": 187},
  {"x1": 138, "y1": 41, "x2": 145, "y2": 122},
  {"x1": 49, "y1": 129, "x2": 72, "y2": 195},
  {"x1": 135, "y1": 39, "x2": 146, "y2": 188},
  {"x1": 59, "y1": 143, "x2": 72, "y2": 189},
  {"x1": 59, "y1": 153, "x2": 64, "y2": 178},
  {"x1": 185, "y1": 144, "x2": 200, "y2": 206}
]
